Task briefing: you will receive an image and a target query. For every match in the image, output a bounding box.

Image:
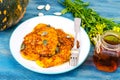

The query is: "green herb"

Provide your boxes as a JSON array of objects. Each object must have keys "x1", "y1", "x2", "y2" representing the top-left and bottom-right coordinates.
[
  {"x1": 55, "y1": 47, "x2": 60, "y2": 53},
  {"x1": 113, "y1": 26, "x2": 120, "y2": 32},
  {"x1": 20, "y1": 43, "x2": 25, "y2": 50},
  {"x1": 59, "y1": 0, "x2": 120, "y2": 45},
  {"x1": 43, "y1": 40, "x2": 48, "y2": 46}
]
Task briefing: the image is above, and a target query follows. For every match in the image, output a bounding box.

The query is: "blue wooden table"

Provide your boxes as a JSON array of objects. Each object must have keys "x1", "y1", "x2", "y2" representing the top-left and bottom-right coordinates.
[{"x1": 0, "y1": 0, "x2": 120, "y2": 80}]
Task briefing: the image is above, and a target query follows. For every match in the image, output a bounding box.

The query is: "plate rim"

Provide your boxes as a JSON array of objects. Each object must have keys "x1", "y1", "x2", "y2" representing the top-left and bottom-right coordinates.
[{"x1": 10, "y1": 15, "x2": 90, "y2": 74}]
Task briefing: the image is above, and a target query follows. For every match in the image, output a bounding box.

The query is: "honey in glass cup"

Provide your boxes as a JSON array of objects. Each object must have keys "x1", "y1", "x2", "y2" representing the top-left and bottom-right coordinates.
[{"x1": 93, "y1": 31, "x2": 120, "y2": 72}]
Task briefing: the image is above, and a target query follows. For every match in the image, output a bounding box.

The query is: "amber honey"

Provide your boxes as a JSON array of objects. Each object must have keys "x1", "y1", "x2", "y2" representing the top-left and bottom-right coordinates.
[{"x1": 93, "y1": 31, "x2": 120, "y2": 72}]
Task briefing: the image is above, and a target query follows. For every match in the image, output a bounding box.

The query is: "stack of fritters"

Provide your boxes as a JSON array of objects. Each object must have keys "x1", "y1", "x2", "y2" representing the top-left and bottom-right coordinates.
[{"x1": 20, "y1": 23, "x2": 79, "y2": 68}]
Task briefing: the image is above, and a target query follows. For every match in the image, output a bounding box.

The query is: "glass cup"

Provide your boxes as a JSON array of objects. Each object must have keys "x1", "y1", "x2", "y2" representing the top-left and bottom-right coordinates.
[{"x1": 93, "y1": 31, "x2": 120, "y2": 72}]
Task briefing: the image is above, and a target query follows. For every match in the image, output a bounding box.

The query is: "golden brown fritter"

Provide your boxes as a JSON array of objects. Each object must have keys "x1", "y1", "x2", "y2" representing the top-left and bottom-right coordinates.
[
  {"x1": 20, "y1": 23, "x2": 58, "y2": 60},
  {"x1": 20, "y1": 23, "x2": 80, "y2": 68}
]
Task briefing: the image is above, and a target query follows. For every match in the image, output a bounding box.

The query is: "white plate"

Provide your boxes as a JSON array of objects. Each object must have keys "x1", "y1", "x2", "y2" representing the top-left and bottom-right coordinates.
[{"x1": 10, "y1": 15, "x2": 90, "y2": 74}]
